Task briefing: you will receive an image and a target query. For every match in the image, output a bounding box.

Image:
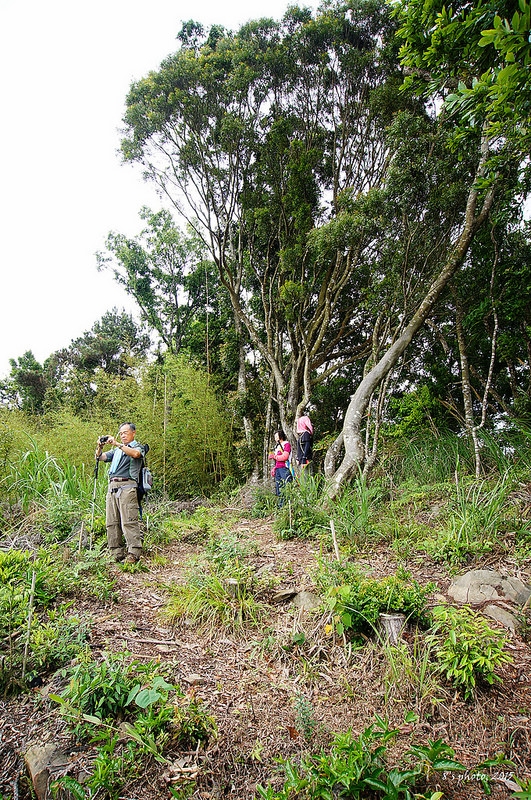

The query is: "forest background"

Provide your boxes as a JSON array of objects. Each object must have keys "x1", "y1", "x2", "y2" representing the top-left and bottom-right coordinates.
[{"x1": 1, "y1": 0, "x2": 530, "y2": 498}]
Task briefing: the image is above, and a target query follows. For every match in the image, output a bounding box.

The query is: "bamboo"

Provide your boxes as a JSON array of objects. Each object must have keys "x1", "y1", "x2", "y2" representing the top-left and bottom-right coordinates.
[{"x1": 21, "y1": 570, "x2": 36, "y2": 681}]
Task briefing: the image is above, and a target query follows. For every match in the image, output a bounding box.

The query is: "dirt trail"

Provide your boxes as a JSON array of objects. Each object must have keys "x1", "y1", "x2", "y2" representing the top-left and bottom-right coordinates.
[{"x1": 1, "y1": 514, "x2": 530, "y2": 799}]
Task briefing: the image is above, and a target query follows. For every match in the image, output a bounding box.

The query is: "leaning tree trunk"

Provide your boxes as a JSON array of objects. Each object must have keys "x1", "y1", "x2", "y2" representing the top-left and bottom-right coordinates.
[{"x1": 325, "y1": 150, "x2": 495, "y2": 499}]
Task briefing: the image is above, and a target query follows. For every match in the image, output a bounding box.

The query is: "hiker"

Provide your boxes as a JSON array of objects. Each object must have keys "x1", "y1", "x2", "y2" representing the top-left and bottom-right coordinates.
[
  {"x1": 268, "y1": 429, "x2": 293, "y2": 507},
  {"x1": 95, "y1": 422, "x2": 146, "y2": 563},
  {"x1": 296, "y1": 415, "x2": 314, "y2": 472}
]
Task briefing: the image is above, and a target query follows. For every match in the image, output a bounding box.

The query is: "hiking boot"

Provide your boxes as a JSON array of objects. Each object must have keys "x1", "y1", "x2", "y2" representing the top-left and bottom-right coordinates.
[{"x1": 124, "y1": 554, "x2": 139, "y2": 564}]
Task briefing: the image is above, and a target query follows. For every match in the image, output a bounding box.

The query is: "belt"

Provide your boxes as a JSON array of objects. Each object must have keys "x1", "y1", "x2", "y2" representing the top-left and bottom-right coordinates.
[{"x1": 109, "y1": 477, "x2": 134, "y2": 482}]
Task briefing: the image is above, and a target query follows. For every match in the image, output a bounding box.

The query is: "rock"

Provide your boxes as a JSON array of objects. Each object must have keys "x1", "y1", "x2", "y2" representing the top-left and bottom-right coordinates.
[
  {"x1": 483, "y1": 604, "x2": 518, "y2": 631},
  {"x1": 448, "y1": 569, "x2": 531, "y2": 607},
  {"x1": 183, "y1": 673, "x2": 206, "y2": 686},
  {"x1": 293, "y1": 591, "x2": 321, "y2": 611},
  {"x1": 271, "y1": 588, "x2": 298, "y2": 604},
  {"x1": 24, "y1": 743, "x2": 69, "y2": 800}
]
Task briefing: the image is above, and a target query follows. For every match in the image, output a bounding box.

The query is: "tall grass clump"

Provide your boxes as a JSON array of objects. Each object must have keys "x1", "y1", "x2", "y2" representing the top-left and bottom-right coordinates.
[
  {"x1": 384, "y1": 431, "x2": 475, "y2": 486},
  {"x1": 426, "y1": 469, "x2": 519, "y2": 563},
  {"x1": 331, "y1": 471, "x2": 384, "y2": 545},
  {"x1": 164, "y1": 532, "x2": 268, "y2": 633},
  {"x1": 272, "y1": 475, "x2": 330, "y2": 540}
]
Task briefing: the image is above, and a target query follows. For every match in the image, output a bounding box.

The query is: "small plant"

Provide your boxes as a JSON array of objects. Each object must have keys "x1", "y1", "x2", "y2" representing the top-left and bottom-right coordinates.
[
  {"x1": 429, "y1": 604, "x2": 513, "y2": 701},
  {"x1": 51, "y1": 652, "x2": 215, "y2": 797},
  {"x1": 382, "y1": 634, "x2": 445, "y2": 716},
  {"x1": 164, "y1": 534, "x2": 268, "y2": 633},
  {"x1": 293, "y1": 693, "x2": 317, "y2": 742}
]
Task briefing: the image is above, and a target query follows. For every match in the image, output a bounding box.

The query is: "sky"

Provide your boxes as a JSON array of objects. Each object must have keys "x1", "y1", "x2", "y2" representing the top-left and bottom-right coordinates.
[{"x1": 0, "y1": 0, "x2": 318, "y2": 380}]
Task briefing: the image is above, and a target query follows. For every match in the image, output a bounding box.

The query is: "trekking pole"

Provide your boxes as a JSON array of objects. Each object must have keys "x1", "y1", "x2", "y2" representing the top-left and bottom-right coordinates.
[{"x1": 89, "y1": 455, "x2": 99, "y2": 550}]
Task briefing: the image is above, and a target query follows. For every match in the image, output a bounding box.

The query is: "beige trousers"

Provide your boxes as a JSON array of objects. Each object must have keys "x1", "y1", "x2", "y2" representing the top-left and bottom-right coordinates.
[{"x1": 106, "y1": 483, "x2": 143, "y2": 559}]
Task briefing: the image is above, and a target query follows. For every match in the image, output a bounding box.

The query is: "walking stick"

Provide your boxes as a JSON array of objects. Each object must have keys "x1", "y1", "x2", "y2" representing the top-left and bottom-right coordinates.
[{"x1": 89, "y1": 454, "x2": 99, "y2": 550}]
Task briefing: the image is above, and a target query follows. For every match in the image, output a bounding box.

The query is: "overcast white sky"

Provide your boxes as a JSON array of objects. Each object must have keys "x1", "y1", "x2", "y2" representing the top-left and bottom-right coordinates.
[{"x1": 0, "y1": 0, "x2": 317, "y2": 379}]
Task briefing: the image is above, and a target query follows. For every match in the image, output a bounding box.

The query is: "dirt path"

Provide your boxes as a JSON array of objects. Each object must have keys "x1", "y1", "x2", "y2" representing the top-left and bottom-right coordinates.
[{"x1": 1, "y1": 514, "x2": 530, "y2": 799}]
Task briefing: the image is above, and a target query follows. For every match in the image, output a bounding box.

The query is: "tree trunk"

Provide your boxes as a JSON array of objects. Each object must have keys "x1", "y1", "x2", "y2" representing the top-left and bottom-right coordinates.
[{"x1": 325, "y1": 146, "x2": 495, "y2": 499}]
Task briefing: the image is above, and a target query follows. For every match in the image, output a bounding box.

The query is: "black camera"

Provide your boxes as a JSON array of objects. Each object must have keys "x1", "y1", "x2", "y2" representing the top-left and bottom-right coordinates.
[{"x1": 98, "y1": 435, "x2": 111, "y2": 445}]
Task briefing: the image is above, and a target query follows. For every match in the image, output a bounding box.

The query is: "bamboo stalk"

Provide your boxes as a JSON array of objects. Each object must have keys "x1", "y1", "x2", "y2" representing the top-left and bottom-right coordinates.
[{"x1": 21, "y1": 569, "x2": 36, "y2": 681}]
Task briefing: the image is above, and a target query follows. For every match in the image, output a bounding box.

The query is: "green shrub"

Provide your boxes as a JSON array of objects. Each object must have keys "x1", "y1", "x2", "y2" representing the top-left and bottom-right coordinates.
[
  {"x1": 429, "y1": 605, "x2": 513, "y2": 700},
  {"x1": 317, "y1": 563, "x2": 434, "y2": 639},
  {"x1": 51, "y1": 652, "x2": 217, "y2": 798}
]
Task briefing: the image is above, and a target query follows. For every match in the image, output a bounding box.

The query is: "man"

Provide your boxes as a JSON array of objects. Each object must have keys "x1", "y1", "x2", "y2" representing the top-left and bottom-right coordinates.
[{"x1": 96, "y1": 422, "x2": 146, "y2": 563}]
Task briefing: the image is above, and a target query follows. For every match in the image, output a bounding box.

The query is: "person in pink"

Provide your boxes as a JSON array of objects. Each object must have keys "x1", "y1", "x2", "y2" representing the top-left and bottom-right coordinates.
[
  {"x1": 268, "y1": 429, "x2": 292, "y2": 506},
  {"x1": 296, "y1": 415, "x2": 314, "y2": 471}
]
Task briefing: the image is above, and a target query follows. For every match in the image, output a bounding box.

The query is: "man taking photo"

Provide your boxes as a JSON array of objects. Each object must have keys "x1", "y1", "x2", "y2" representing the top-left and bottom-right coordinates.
[{"x1": 95, "y1": 422, "x2": 146, "y2": 563}]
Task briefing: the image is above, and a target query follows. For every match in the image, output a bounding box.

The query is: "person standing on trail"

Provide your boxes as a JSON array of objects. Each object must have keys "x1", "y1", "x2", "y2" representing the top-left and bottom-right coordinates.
[
  {"x1": 95, "y1": 422, "x2": 146, "y2": 563},
  {"x1": 268, "y1": 429, "x2": 293, "y2": 507},
  {"x1": 296, "y1": 415, "x2": 314, "y2": 472}
]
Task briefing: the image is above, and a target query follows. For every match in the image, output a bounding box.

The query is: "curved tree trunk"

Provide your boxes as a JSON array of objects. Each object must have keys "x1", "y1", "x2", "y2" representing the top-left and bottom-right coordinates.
[{"x1": 325, "y1": 147, "x2": 495, "y2": 499}]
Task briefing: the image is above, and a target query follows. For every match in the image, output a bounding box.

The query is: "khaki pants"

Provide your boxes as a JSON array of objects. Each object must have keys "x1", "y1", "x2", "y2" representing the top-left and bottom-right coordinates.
[{"x1": 106, "y1": 483, "x2": 143, "y2": 559}]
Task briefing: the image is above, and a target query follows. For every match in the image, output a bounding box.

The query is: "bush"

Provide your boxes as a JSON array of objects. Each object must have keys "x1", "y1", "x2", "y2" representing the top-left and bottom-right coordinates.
[
  {"x1": 316, "y1": 562, "x2": 434, "y2": 639},
  {"x1": 429, "y1": 604, "x2": 512, "y2": 701}
]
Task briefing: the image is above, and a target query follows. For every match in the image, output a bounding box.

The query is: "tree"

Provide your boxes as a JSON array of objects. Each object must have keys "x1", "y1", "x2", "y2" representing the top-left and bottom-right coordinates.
[
  {"x1": 4, "y1": 351, "x2": 48, "y2": 414},
  {"x1": 120, "y1": 1, "x2": 407, "y2": 439},
  {"x1": 322, "y1": 0, "x2": 530, "y2": 495},
  {"x1": 48, "y1": 310, "x2": 150, "y2": 413},
  {"x1": 97, "y1": 208, "x2": 220, "y2": 359}
]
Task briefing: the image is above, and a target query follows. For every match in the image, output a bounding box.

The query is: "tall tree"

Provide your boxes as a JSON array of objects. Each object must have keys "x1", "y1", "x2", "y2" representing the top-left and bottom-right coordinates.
[
  {"x1": 4, "y1": 351, "x2": 48, "y2": 414},
  {"x1": 48, "y1": 310, "x2": 150, "y2": 413},
  {"x1": 322, "y1": 0, "x2": 530, "y2": 495},
  {"x1": 120, "y1": 1, "x2": 406, "y2": 439}
]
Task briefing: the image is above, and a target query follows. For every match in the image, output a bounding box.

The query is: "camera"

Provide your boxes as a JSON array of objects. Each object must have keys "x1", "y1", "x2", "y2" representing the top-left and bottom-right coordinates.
[{"x1": 98, "y1": 435, "x2": 111, "y2": 445}]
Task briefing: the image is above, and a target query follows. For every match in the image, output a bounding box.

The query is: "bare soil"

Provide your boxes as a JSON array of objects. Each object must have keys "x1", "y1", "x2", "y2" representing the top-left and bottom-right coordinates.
[{"x1": 1, "y1": 509, "x2": 531, "y2": 800}]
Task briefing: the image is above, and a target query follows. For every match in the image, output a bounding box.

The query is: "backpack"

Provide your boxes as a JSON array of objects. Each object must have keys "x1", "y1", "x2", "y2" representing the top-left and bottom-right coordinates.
[{"x1": 137, "y1": 444, "x2": 153, "y2": 514}]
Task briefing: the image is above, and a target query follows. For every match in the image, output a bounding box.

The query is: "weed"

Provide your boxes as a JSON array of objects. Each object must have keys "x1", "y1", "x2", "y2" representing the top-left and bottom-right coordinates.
[
  {"x1": 293, "y1": 694, "x2": 317, "y2": 742},
  {"x1": 382, "y1": 634, "x2": 445, "y2": 716},
  {"x1": 50, "y1": 653, "x2": 215, "y2": 797},
  {"x1": 273, "y1": 477, "x2": 329, "y2": 540}
]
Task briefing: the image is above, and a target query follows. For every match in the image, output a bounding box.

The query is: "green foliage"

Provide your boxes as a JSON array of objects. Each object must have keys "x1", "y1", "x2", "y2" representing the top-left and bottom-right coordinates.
[
  {"x1": 0, "y1": 547, "x2": 113, "y2": 695},
  {"x1": 426, "y1": 471, "x2": 516, "y2": 563},
  {"x1": 0, "y1": 549, "x2": 89, "y2": 694},
  {"x1": 317, "y1": 563, "x2": 434, "y2": 639},
  {"x1": 386, "y1": 386, "x2": 445, "y2": 439},
  {"x1": 139, "y1": 355, "x2": 236, "y2": 497},
  {"x1": 429, "y1": 605, "x2": 512, "y2": 700},
  {"x1": 51, "y1": 652, "x2": 216, "y2": 797},
  {"x1": 272, "y1": 476, "x2": 329, "y2": 540},
  {"x1": 256, "y1": 716, "x2": 468, "y2": 799},
  {"x1": 382, "y1": 432, "x2": 475, "y2": 487}
]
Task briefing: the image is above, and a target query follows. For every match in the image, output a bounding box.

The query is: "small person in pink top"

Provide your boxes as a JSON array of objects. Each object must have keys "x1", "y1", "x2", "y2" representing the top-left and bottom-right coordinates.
[{"x1": 268, "y1": 429, "x2": 293, "y2": 507}]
